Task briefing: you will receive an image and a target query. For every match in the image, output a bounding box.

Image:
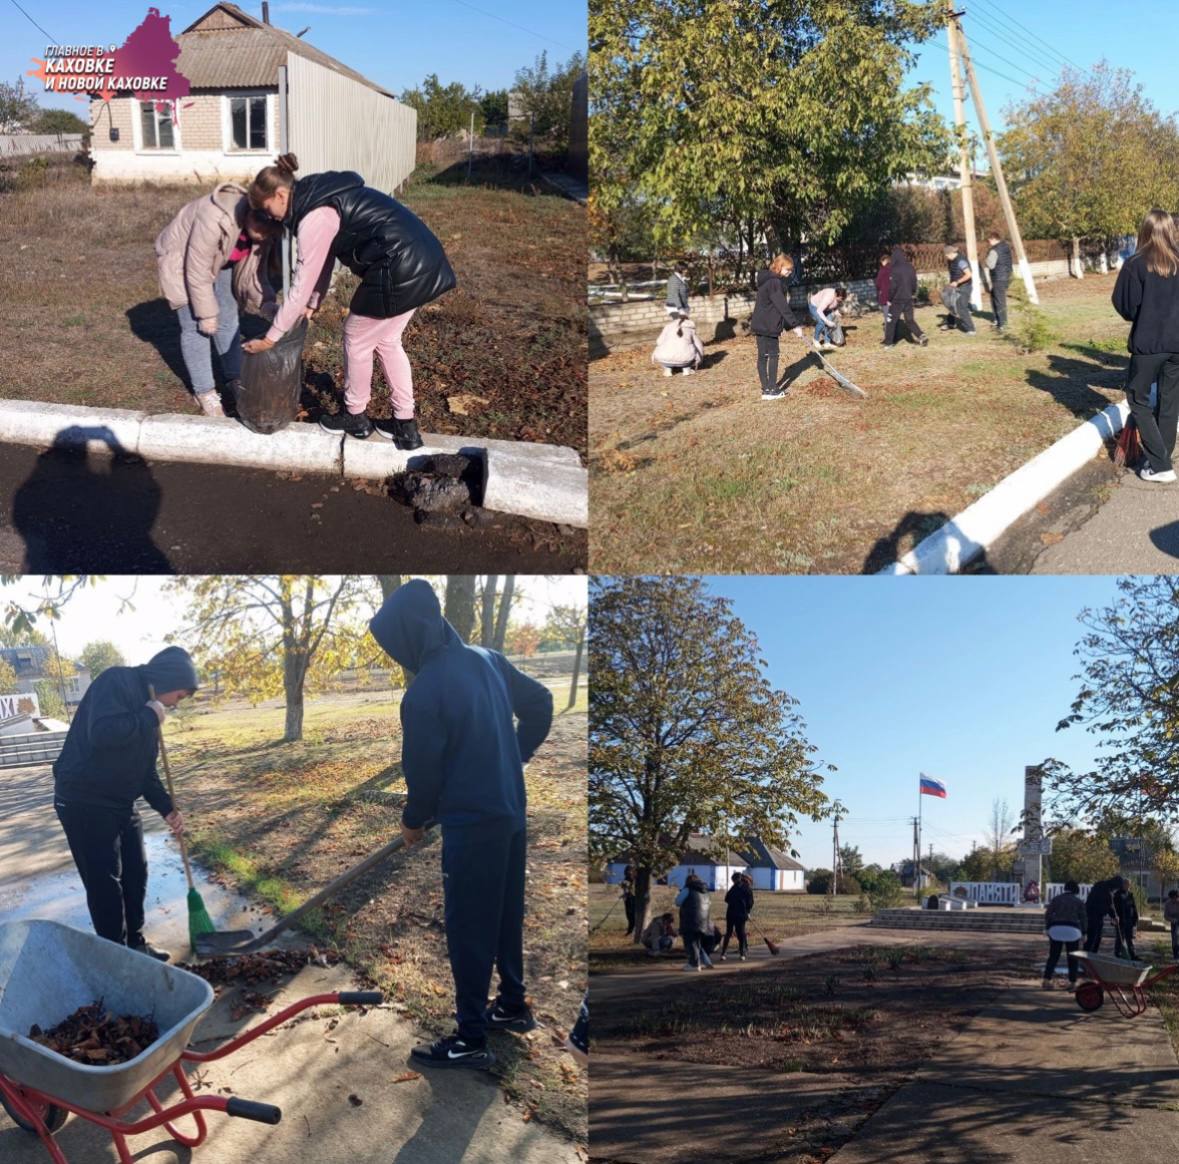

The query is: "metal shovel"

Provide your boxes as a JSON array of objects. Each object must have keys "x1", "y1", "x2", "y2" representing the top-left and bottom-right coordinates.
[{"x1": 193, "y1": 824, "x2": 436, "y2": 958}]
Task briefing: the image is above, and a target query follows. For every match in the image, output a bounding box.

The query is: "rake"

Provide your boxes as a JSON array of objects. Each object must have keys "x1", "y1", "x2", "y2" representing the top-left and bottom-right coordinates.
[{"x1": 800, "y1": 338, "x2": 868, "y2": 399}]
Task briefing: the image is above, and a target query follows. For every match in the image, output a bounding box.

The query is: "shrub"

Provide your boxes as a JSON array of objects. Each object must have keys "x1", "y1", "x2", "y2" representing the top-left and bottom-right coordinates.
[
  {"x1": 807, "y1": 868, "x2": 833, "y2": 895},
  {"x1": 866, "y1": 871, "x2": 905, "y2": 910},
  {"x1": 1009, "y1": 303, "x2": 1058, "y2": 354}
]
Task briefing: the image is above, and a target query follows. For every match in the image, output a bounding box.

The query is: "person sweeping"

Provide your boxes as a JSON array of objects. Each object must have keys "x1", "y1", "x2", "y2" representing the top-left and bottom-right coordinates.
[
  {"x1": 368, "y1": 581, "x2": 553, "y2": 1070},
  {"x1": 52, "y1": 647, "x2": 199, "y2": 961}
]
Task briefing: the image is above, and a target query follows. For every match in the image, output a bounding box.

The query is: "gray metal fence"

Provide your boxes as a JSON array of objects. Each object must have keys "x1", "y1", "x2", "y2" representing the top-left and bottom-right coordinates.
[
  {"x1": 0, "y1": 731, "x2": 67, "y2": 769},
  {"x1": 286, "y1": 53, "x2": 416, "y2": 195},
  {"x1": 0, "y1": 134, "x2": 83, "y2": 157}
]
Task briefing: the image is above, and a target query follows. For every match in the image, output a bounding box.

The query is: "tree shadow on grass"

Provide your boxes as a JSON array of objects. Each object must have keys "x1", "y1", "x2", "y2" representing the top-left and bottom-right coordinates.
[
  {"x1": 1024, "y1": 348, "x2": 1125, "y2": 417},
  {"x1": 427, "y1": 152, "x2": 567, "y2": 197}
]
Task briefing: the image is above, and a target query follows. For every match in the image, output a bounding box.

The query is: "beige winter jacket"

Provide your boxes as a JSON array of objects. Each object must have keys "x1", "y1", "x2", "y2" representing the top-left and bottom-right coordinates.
[{"x1": 155, "y1": 182, "x2": 275, "y2": 323}]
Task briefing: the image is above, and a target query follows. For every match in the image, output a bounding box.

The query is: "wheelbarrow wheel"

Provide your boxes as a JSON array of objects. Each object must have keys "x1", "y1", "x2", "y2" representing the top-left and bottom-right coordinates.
[
  {"x1": 0, "y1": 1088, "x2": 68, "y2": 1133},
  {"x1": 1075, "y1": 981, "x2": 1104, "y2": 1012}
]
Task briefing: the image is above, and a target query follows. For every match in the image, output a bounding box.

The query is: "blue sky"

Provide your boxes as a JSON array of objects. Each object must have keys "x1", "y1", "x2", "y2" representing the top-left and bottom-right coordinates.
[
  {"x1": 705, "y1": 576, "x2": 1126, "y2": 872},
  {"x1": 2, "y1": 1, "x2": 586, "y2": 113},
  {"x1": 905, "y1": 0, "x2": 1179, "y2": 153}
]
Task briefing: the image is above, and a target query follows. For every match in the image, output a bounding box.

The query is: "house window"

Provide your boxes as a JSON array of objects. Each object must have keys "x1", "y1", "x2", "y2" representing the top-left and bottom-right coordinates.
[
  {"x1": 139, "y1": 101, "x2": 176, "y2": 150},
  {"x1": 229, "y1": 94, "x2": 268, "y2": 151}
]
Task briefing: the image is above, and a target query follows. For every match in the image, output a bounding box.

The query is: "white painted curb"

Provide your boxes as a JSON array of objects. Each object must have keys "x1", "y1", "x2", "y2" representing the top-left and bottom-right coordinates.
[
  {"x1": 878, "y1": 399, "x2": 1129, "y2": 575},
  {"x1": 0, "y1": 399, "x2": 588, "y2": 529}
]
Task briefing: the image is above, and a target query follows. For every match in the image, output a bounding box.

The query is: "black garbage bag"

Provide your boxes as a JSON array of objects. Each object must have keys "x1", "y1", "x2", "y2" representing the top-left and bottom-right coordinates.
[{"x1": 235, "y1": 318, "x2": 309, "y2": 435}]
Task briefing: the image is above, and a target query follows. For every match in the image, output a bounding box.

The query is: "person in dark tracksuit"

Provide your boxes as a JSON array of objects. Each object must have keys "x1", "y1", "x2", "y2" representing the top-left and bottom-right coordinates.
[
  {"x1": 750, "y1": 253, "x2": 808, "y2": 402},
  {"x1": 1165, "y1": 889, "x2": 1179, "y2": 959},
  {"x1": 53, "y1": 646, "x2": 198, "y2": 961},
  {"x1": 1111, "y1": 208, "x2": 1179, "y2": 483},
  {"x1": 1113, "y1": 885, "x2": 1139, "y2": 960},
  {"x1": 985, "y1": 234, "x2": 1013, "y2": 331},
  {"x1": 1083, "y1": 875, "x2": 1126, "y2": 953},
  {"x1": 719, "y1": 871, "x2": 754, "y2": 961},
  {"x1": 943, "y1": 245, "x2": 976, "y2": 334},
  {"x1": 676, "y1": 873, "x2": 713, "y2": 970},
  {"x1": 884, "y1": 246, "x2": 928, "y2": 347},
  {"x1": 369, "y1": 580, "x2": 554, "y2": 1071}
]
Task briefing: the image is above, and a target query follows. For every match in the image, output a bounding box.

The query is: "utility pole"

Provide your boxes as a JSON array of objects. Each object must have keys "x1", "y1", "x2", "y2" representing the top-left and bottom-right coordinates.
[
  {"x1": 831, "y1": 807, "x2": 842, "y2": 898},
  {"x1": 911, "y1": 816, "x2": 921, "y2": 902},
  {"x1": 954, "y1": 12, "x2": 1040, "y2": 304},
  {"x1": 946, "y1": 6, "x2": 982, "y2": 310},
  {"x1": 467, "y1": 109, "x2": 475, "y2": 182}
]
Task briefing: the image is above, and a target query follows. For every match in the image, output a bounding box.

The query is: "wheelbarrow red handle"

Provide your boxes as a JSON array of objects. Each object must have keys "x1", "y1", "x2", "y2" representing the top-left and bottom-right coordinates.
[
  {"x1": 183, "y1": 992, "x2": 386, "y2": 1063},
  {"x1": 227, "y1": 1097, "x2": 282, "y2": 1124}
]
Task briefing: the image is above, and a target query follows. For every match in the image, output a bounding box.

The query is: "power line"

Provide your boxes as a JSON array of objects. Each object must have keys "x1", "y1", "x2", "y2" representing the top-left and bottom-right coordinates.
[
  {"x1": 8, "y1": 0, "x2": 55, "y2": 46},
  {"x1": 969, "y1": 0, "x2": 1089, "y2": 76},
  {"x1": 928, "y1": 36, "x2": 1036, "y2": 92},
  {"x1": 964, "y1": 5, "x2": 1073, "y2": 79},
  {"x1": 444, "y1": 0, "x2": 578, "y2": 54},
  {"x1": 958, "y1": 20, "x2": 1058, "y2": 86}
]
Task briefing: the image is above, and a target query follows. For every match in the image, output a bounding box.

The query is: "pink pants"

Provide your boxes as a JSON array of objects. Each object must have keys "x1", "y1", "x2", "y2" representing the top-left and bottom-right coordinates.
[{"x1": 344, "y1": 308, "x2": 416, "y2": 418}]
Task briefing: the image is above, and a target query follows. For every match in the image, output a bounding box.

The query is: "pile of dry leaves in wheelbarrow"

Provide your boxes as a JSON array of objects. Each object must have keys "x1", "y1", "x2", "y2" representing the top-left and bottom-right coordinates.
[{"x1": 28, "y1": 1003, "x2": 158, "y2": 1065}]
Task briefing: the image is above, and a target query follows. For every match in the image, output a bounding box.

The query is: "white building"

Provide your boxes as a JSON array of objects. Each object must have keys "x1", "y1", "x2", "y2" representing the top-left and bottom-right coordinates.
[{"x1": 606, "y1": 835, "x2": 806, "y2": 893}]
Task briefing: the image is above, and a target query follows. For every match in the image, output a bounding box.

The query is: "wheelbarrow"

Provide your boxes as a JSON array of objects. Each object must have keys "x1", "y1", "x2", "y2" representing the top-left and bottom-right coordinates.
[
  {"x1": 1070, "y1": 949, "x2": 1179, "y2": 1017},
  {"x1": 0, "y1": 919, "x2": 381, "y2": 1163}
]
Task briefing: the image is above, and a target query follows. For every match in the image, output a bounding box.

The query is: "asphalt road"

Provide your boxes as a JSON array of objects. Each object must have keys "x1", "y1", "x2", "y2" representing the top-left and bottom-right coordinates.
[{"x1": 0, "y1": 444, "x2": 585, "y2": 573}]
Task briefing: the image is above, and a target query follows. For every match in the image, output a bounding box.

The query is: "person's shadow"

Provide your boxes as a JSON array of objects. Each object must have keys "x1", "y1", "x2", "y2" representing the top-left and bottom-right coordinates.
[
  {"x1": 861, "y1": 509, "x2": 996, "y2": 573},
  {"x1": 10, "y1": 426, "x2": 171, "y2": 571}
]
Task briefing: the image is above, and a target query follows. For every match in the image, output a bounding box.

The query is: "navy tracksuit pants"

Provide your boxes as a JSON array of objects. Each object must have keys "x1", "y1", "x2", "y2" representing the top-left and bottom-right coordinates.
[{"x1": 441, "y1": 817, "x2": 527, "y2": 1042}]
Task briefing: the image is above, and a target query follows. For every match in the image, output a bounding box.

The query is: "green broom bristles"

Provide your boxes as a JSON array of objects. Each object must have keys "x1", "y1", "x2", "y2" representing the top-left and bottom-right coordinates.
[{"x1": 187, "y1": 886, "x2": 216, "y2": 940}]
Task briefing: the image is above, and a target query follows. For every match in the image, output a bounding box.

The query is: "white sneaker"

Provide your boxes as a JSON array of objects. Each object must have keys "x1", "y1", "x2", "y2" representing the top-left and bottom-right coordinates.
[
  {"x1": 681, "y1": 963, "x2": 701, "y2": 972},
  {"x1": 718, "y1": 953, "x2": 727, "y2": 961},
  {"x1": 663, "y1": 368, "x2": 673, "y2": 378},
  {"x1": 683, "y1": 367, "x2": 696, "y2": 376},
  {"x1": 196, "y1": 392, "x2": 224, "y2": 418},
  {"x1": 739, "y1": 954, "x2": 747, "y2": 962},
  {"x1": 761, "y1": 389, "x2": 789, "y2": 401},
  {"x1": 1140, "y1": 465, "x2": 1177, "y2": 483}
]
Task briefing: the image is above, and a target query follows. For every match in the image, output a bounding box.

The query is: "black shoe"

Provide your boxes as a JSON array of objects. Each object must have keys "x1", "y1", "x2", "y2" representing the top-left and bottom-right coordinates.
[
  {"x1": 374, "y1": 417, "x2": 423, "y2": 450},
  {"x1": 918, "y1": 336, "x2": 929, "y2": 347},
  {"x1": 319, "y1": 410, "x2": 373, "y2": 439},
  {"x1": 130, "y1": 940, "x2": 170, "y2": 962},
  {"x1": 484, "y1": 1000, "x2": 538, "y2": 1033},
  {"x1": 410, "y1": 1033, "x2": 495, "y2": 1070}
]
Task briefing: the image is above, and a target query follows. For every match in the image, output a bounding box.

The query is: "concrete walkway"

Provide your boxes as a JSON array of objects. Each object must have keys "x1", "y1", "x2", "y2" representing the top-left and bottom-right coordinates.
[
  {"x1": 0, "y1": 764, "x2": 580, "y2": 1163},
  {"x1": 1031, "y1": 468, "x2": 1179, "y2": 573},
  {"x1": 590, "y1": 928, "x2": 1179, "y2": 1162}
]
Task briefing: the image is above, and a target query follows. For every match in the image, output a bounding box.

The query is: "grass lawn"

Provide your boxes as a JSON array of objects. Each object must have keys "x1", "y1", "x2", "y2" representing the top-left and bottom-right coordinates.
[
  {"x1": 589, "y1": 275, "x2": 1129, "y2": 573},
  {"x1": 160, "y1": 681, "x2": 588, "y2": 1142},
  {"x1": 589, "y1": 882, "x2": 869, "y2": 971},
  {"x1": 0, "y1": 154, "x2": 585, "y2": 455}
]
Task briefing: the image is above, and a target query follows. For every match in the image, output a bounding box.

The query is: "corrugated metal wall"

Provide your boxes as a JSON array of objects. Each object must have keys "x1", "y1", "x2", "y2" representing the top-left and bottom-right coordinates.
[{"x1": 286, "y1": 53, "x2": 416, "y2": 194}]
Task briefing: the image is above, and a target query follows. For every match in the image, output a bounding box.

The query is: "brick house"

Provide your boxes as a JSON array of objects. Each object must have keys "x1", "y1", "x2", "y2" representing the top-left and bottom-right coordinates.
[{"x1": 88, "y1": 1, "x2": 397, "y2": 185}]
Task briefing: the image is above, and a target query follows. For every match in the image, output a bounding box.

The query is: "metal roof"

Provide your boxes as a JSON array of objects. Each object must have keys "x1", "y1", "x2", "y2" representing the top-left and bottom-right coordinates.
[{"x1": 177, "y1": 3, "x2": 395, "y2": 98}]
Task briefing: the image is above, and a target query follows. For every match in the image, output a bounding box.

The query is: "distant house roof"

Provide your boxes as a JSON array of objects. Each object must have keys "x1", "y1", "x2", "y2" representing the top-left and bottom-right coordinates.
[
  {"x1": 176, "y1": 3, "x2": 394, "y2": 98},
  {"x1": 610, "y1": 834, "x2": 805, "y2": 873}
]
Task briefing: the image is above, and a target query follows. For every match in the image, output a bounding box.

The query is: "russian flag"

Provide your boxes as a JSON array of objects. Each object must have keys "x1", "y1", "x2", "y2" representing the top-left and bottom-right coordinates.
[{"x1": 919, "y1": 774, "x2": 947, "y2": 799}]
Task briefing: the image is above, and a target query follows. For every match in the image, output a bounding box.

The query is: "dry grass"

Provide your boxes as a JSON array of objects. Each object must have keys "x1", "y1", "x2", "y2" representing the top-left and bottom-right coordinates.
[
  {"x1": 160, "y1": 686, "x2": 588, "y2": 1143},
  {"x1": 589, "y1": 276, "x2": 1129, "y2": 573},
  {"x1": 0, "y1": 154, "x2": 585, "y2": 454}
]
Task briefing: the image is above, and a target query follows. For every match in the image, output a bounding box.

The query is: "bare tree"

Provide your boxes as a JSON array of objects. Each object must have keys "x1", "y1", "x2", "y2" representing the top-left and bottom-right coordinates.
[
  {"x1": 480, "y1": 575, "x2": 498, "y2": 647},
  {"x1": 492, "y1": 576, "x2": 515, "y2": 651},
  {"x1": 444, "y1": 576, "x2": 477, "y2": 643}
]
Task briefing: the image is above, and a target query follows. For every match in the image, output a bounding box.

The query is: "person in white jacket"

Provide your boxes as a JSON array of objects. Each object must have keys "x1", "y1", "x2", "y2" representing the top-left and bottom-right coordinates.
[{"x1": 651, "y1": 316, "x2": 705, "y2": 377}]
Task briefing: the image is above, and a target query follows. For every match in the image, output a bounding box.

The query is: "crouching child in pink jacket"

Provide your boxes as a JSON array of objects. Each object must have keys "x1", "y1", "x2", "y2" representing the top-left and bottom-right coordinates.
[
  {"x1": 652, "y1": 316, "x2": 705, "y2": 377},
  {"x1": 155, "y1": 183, "x2": 280, "y2": 417}
]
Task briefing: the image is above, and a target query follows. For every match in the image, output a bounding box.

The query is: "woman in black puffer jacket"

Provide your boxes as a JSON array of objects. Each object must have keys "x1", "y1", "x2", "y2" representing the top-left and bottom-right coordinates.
[
  {"x1": 676, "y1": 874, "x2": 714, "y2": 971},
  {"x1": 749, "y1": 254, "x2": 807, "y2": 402}
]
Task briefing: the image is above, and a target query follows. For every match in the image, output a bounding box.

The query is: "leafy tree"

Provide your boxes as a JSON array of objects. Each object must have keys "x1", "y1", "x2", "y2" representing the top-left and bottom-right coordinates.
[
  {"x1": 0, "y1": 656, "x2": 16, "y2": 692},
  {"x1": 1044, "y1": 577, "x2": 1179, "y2": 824},
  {"x1": 863, "y1": 868, "x2": 904, "y2": 908},
  {"x1": 480, "y1": 89, "x2": 509, "y2": 132},
  {"x1": 590, "y1": 0, "x2": 948, "y2": 261},
  {"x1": 401, "y1": 74, "x2": 483, "y2": 141},
  {"x1": 857, "y1": 862, "x2": 885, "y2": 892},
  {"x1": 959, "y1": 844, "x2": 1017, "y2": 882},
  {"x1": 546, "y1": 604, "x2": 588, "y2": 710},
  {"x1": 999, "y1": 64, "x2": 1179, "y2": 273},
  {"x1": 0, "y1": 77, "x2": 38, "y2": 131},
  {"x1": 169, "y1": 576, "x2": 367, "y2": 742},
  {"x1": 1045, "y1": 827, "x2": 1118, "y2": 885},
  {"x1": 839, "y1": 843, "x2": 864, "y2": 877},
  {"x1": 589, "y1": 576, "x2": 830, "y2": 940},
  {"x1": 79, "y1": 640, "x2": 124, "y2": 679},
  {"x1": 512, "y1": 51, "x2": 584, "y2": 147},
  {"x1": 504, "y1": 622, "x2": 542, "y2": 657},
  {"x1": 33, "y1": 679, "x2": 65, "y2": 720},
  {"x1": 31, "y1": 108, "x2": 87, "y2": 137},
  {"x1": 807, "y1": 868, "x2": 834, "y2": 895},
  {"x1": 1, "y1": 576, "x2": 102, "y2": 640}
]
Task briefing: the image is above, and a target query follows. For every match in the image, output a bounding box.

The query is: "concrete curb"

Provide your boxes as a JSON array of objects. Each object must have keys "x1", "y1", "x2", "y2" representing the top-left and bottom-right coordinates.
[
  {"x1": 0, "y1": 399, "x2": 588, "y2": 529},
  {"x1": 878, "y1": 399, "x2": 1129, "y2": 575}
]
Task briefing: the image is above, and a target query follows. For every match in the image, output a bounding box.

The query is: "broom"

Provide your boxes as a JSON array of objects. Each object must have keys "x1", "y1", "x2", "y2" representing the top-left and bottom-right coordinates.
[
  {"x1": 747, "y1": 916, "x2": 781, "y2": 956},
  {"x1": 150, "y1": 685, "x2": 216, "y2": 946}
]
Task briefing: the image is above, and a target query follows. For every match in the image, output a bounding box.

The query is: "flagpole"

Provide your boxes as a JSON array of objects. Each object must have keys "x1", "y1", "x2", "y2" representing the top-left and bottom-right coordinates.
[{"x1": 918, "y1": 774, "x2": 923, "y2": 899}]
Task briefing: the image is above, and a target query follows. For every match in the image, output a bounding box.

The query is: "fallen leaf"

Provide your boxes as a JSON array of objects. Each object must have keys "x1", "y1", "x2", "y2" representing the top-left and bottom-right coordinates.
[
  {"x1": 447, "y1": 393, "x2": 490, "y2": 416},
  {"x1": 392, "y1": 1071, "x2": 421, "y2": 1084}
]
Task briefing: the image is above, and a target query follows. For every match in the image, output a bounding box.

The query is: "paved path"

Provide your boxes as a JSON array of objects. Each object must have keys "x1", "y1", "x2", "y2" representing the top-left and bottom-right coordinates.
[
  {"x1": 0, "y1": 764, "x2": 580, "y2": 1163},
  {"x1": 1032, "y1": 466, "x2": 1179, "y2": 573},
  {"x1": 590, "y1": 927, "x2": 1179, "y2": 1162}
]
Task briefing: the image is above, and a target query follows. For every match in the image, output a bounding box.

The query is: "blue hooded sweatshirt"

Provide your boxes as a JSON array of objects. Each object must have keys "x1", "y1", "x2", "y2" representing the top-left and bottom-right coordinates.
[
  {"x1": 54, "y1": 646, "x2": 199, "y2": 817},
  {"x1": 369, "y1": 581, "x2": 554, "y2": 829}
]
